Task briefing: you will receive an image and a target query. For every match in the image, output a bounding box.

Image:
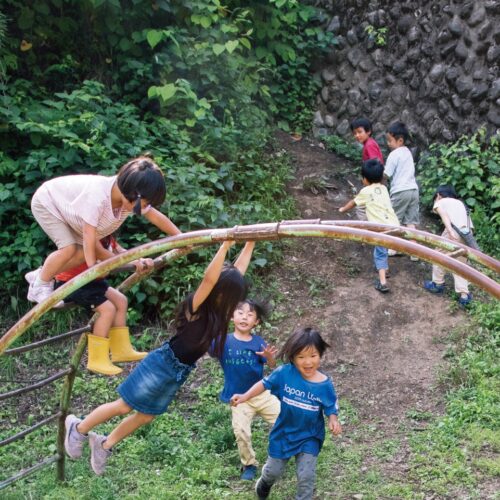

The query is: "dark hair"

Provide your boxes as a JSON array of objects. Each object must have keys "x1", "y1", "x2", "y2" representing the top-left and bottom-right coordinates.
[
  {"x1": 361, "y1": 158, "x2": 384, "y2": 183},
  {"x1": 280, "y1": 327, "x2": 330, "y2": 363},
  {"x1": 176, "y1": 265, "x2": 248, "y2": 357},
  {"x1": 387, "y1": 121, "x2": 410, "y2": 143},
  {"x1": 117, "y1": 156, "x2": 166, "y2": 211},
  {"x1": 350, "y1": 117, "x2": 372, "y2": 133},
  {"x1": 237, "y1": 298, "x2": 271, "y2": 322},
  {"x1": 434, "y1": 185, "x2": 457, "y2": 200}
]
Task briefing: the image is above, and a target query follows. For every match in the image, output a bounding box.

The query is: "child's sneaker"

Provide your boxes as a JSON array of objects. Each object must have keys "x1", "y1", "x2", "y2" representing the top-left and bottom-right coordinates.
[
  {"x1": 89, "y1": 432, "x2": 112, "y2": 475},
  {"x1": 374, "y1": 280, "x2": 390, "y2": 293},
  {"x1": 27, "y1": 279, "x2": 54, "y2": 303},
  {"x1": 25, "y1": 268, "x2": 41, "y2": 285},
  {"x1": 255, "y1": 477, "x2": 272, "y2": 499},
  {"x1": 388, "y1": 249, "x2": 399, "y2": 257},
  {"x1": 240, "y1": 464, "x2": 257, "y2": 481},
  {"x1": 64, "y1": 414, "x2": 87, "y2": 459},
  {"x1": 423, "y1": 281, "x2": 445, "y2": 294},
  {"x1": 458, "y1": 293, "x2": 472, "y2": 307},
  {"x1": 410, "y1": 255, "x2": 419, "y2": 262}
]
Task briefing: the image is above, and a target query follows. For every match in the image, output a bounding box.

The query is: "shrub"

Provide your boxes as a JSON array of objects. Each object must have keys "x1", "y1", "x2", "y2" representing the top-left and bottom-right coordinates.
[{"x1": 417, "y1": 129, "x2": 500, "y2": 256}]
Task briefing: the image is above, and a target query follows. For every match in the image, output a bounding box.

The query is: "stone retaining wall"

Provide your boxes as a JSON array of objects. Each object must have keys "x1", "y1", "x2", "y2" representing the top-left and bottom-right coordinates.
[{"x1": 313, "y1": 0, "x2": 499, "y2": 146}]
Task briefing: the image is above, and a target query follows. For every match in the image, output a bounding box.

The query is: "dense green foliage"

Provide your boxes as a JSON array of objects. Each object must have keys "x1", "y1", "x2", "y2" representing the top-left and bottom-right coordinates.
[
  {"x1": 0, "y1": 0, "x2": 335, "y2": 314},
  {"x1": 418, "y1": 129, "x2": 500, "y2": 256},
  {"x1": 323, "y1": 133, "x2": 361, "y2": 162}
]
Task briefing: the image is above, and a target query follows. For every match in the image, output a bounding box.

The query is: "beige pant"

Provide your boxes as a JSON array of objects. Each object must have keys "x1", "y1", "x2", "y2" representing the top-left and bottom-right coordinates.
[
  {"x1": 31, "y1": 194, "x2": 80, "y2": 248},
  {"x1": 231, "y1": 390, "x2": 280, "y2": 466},
  {"x1": 432, "y1": 229, "x2": 469, "y2": 294}
]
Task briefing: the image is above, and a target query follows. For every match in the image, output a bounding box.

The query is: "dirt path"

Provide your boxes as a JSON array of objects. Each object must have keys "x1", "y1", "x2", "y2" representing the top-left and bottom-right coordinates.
[{"x1": 264, "y1": 131, "x2": 467, "y2": 489}]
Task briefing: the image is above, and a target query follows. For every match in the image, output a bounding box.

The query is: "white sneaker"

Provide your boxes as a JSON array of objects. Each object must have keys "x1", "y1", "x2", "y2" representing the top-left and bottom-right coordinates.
[
  {"x1": 27, "y1": 280, "x2": 54, "y2": 303},
  {"x1": 25, "y1": 268, "x2": 42, "y2": 285},
  {"x1": 410, "y1": 255, "x2": 419, "y2": 262},
  {"x1": 388, "y1": 249, "x2": 399, "y2": 257}
]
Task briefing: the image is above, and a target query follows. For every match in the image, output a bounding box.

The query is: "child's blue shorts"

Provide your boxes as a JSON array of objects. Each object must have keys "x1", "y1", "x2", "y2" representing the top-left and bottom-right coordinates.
[{"x1": 117, "y1": 342, "x2": 194, "y2": 415}]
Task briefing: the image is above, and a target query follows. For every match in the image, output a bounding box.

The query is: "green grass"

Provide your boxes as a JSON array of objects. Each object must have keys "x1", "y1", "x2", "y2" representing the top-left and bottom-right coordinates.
[{"x1": 1, "y1": 285, "x2": 498, "y2": 499}]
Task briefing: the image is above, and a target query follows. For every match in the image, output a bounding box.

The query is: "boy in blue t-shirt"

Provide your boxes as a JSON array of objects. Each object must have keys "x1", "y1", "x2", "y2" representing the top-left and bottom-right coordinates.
[
  {"x1": 211, "y1": 299, "x2": 280, "y2": 481},
  {"x1": 231, "y1": 327, "x2": 341, "y2": 499}
]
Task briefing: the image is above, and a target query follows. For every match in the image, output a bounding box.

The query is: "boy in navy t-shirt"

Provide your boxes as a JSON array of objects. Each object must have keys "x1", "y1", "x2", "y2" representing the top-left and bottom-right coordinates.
[
  {"x1": 211, "y1": 299, "x2": 280, "y2": 481},
  {"x1": 231, "y1": 327, "x2": 341, "y2": 499}
]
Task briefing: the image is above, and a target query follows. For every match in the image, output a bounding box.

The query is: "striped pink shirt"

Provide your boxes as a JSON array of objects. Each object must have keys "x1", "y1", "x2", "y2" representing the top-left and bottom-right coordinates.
[{"x1": 34, "y1": 175, "x2": 130, "y2": 243}]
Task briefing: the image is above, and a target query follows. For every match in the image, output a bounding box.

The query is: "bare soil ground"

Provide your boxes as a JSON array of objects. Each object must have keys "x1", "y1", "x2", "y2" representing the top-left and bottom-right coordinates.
[{"x1": 262, "y1": 131, "x2": 470, "y2": 496}]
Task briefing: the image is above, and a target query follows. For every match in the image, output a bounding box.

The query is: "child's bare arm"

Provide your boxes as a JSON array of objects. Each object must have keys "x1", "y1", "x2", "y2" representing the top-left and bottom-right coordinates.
[
  {"x1": 339, "y1": 200, "x2": 356, "y2": 213},
  {"x1": 434, "y1": 206, "x2": 459, "y2": 240},
  {"x1": 230, "y1": 381, "x2": 265, "y2": 406},
  {"x1": 82, "y1": 223, "x2": 98, "y2": 267},
  {"x1": 191, "y1": 241, "x2": 235, "y2": 312},
  {"x1": 233, "y1": 241, "x2": 255, "y2": 275},
  {"x1": 328, "y1": 414, "x2": 342, "y2": 436},
  {"x1": 143, "y1": 207, "x2": 182, "y2": 236}
]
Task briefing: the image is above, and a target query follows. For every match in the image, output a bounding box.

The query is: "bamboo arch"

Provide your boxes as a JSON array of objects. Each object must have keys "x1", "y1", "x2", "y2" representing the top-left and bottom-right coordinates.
[{"x1": 2, "y1": 220, "x2": 500, "y2": 353}]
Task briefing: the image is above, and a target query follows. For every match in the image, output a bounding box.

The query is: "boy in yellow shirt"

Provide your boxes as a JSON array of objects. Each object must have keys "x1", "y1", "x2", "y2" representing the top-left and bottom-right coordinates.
[{"x1": 339, "y1": 159, "x2": 399, "y2": 293}]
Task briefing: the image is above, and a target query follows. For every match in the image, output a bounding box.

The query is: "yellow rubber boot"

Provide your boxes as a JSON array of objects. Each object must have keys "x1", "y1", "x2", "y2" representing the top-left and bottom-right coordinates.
[
  {"x1": 87, "y1": 334, "x2": 123, "y2": 376},
  {"x1": 109, "y1": 326, "x2": 147, "y2": 363}
]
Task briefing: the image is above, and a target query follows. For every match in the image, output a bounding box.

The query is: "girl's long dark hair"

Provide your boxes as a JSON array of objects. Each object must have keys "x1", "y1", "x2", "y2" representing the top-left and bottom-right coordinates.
[{"x1": 175, "y1": 265, "x2": 248, "y2": 357}]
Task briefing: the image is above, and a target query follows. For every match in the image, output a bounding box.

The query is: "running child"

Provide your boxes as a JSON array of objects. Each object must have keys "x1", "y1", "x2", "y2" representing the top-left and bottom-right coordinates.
[
  {"x1": 28, "y1": 155, "x2": 181, "y2": 304},
  {"x1": 211, "y1": 298, "x2": 280, "y2": 481},
  {"x1": 339, "y1": 159, "x2": 399, "y2": 293},
  {"x1": 64, "y1": 241, "x2": 254, "y2": 475},
  {"x1": 231, "y1": 327, "x2": 341, "y2": 500}
]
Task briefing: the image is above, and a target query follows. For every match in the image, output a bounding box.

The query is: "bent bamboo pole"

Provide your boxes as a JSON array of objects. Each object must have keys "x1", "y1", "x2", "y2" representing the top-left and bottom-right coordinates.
[{"x1": 1, "y1": 223, "x2": 499, "y2": 355}]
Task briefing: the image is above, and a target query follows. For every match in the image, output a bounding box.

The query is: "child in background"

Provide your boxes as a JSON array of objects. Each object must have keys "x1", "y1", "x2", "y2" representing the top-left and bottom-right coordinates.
[
  {"x1": 423, "y1": 185, "x2": 473, "y2": 307},
  {"x1": 54, "y1": 235, "x2": 153, "y2": 375},
  {"x1": 231, "y1": 327, "x2": 341, "y2": 500},
  {"x1": 384, "y1": 122, "x2": 419, "y2": 260},
  {"x1": 211, "y1": 298, "x2": 280, "y2": 481},
  {"x1": 350, "y1": 117, "x2": 384, "y2": 165},
  {"x1": 339, "y1": 159, "x2": 399, "y2": 293},
  {"x1": 64, "y1": 241, "x2": 254, "y2": 475},
  {"x1": 28, "y1": 156, "x2": 181, "y2": 304}
]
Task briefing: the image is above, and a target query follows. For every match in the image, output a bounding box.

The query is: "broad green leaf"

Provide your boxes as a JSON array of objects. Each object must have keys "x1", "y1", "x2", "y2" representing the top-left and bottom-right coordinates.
[
  {"x1": 239, "y1": 37, "x2": 251, "y2": 49},
  {"x1": 200, "y1": 16, "x2": 212, "y2": 28},
  {"x1": 194, "y1": 108, "x2": 206, "y2": 119},
  {"x1": 212, "y1": 43, "x2": 225, "y2": 55},
  {"x1": 146, "y1": 30, "x2": 163, "y2": 48},
  {"x1": 225, "y1": 40, "x2": 239, "y2": 53},
  {"x1": 155, "y1": 84, "x2": 177, "y2": 102}
]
